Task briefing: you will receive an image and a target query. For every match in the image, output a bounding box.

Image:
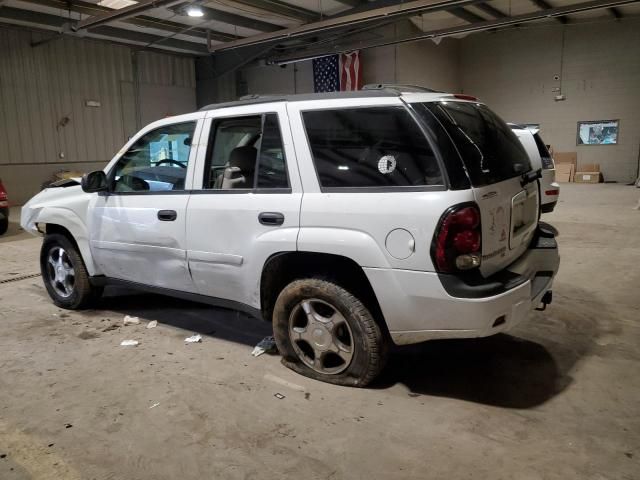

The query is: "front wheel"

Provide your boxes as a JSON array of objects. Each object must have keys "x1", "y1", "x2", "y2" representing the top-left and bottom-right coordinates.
[
  {"x1": 272, "y1": 278, "x2": 388, "y2": 387},
  {"x1": 40, "y1": 233, "x2": 102, "y2": 309},
  {"x1": 0, "y1": 217, "x2": 8, "y2": 235}
]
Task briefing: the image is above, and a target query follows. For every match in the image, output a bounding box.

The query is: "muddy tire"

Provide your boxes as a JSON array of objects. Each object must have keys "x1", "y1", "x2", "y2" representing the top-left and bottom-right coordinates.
[
  {"x1": 0, "y1": 217, "x2": 7, "y2": 235},
  {"x1": 40, "y1": 233, "x2": 102, "y2": 309},
  {"x1": 273, "y1": 278, "x2": 387, "y2": 387}
]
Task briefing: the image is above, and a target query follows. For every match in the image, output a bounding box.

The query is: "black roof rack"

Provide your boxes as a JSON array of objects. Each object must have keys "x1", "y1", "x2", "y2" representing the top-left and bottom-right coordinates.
[{"x1": 362, "y1": 84, "x2": 443, "y2": 93}]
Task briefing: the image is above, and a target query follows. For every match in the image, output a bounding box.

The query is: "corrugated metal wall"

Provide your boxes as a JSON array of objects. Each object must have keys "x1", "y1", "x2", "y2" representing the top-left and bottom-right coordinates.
[
  {"x1": 0, "y1": 26, "x2": 197, "y2": 204},
  {"x1": 0, "y1": 29, "x2": 134, "y2": 167}
]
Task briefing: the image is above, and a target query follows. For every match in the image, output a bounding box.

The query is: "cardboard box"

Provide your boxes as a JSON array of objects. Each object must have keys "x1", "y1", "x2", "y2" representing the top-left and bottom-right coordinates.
[
  {"x1": 554, "y1": 152, "x2": 578, "y2": 181},
  {"x1": 556, "y1": 162, "x2": 575, "y2": 183},
  {"x1": 580, "y1": 163, "x2": 600, "y2": 172},
  {"x1": 574, "y1": 171, "x2": 602, "y2": 183}
]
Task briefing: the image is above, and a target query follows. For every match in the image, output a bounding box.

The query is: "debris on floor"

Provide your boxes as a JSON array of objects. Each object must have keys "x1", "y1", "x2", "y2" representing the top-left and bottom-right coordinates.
[
  {"x1": 146, "y1": 320, "x2": 158, "y2": 329},
  {"x1": 102, "y1": 324, "x2": 119, "y2": 332},
  {"x1": 251, "y1": 336, "x2": 278, "y2": 357},
  {"x1": 123, "y1": 315, "x2": 140, "y2": 326},
  {"x1": 184, "y1": 334, "x2": 202, "y2": 344},
  {"x1": 274, "y1": 393, "x2": 286, "y2": 400},
  {"x1": 149, "y1": 403, "x2": 160, "y2": 409},
  {"x1": 120, "y1": 339, "x2": 140, "y2": 347}
]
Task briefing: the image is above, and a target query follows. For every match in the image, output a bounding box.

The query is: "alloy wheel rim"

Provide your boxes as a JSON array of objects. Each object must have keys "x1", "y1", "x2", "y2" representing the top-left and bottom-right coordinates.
[
  {"x1": 47, "y1": 247, "x2": 75, "y2": 298},
  {"x1": 288, "y1": 298, "x2": 354, "y2": 375}
]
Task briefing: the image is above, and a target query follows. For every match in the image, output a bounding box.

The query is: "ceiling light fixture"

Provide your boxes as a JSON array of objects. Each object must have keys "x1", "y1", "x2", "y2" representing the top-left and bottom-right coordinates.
[{"x1": 186, "y1": 5, "x2": 204, "y2": 17}]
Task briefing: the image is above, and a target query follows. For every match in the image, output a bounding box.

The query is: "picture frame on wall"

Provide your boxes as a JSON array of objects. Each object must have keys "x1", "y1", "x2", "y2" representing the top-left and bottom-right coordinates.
[{"x1": 576, "y1": 120, "x2": 619, "y2": 146}]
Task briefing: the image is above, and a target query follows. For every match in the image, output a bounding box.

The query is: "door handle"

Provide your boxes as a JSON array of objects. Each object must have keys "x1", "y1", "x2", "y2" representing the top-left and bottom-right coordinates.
[
  {"x1": 258, "y1": 212, "x2": 284, "y2": 226},
  {"x1": 158, "y1": 209, "x2": 177, "y2": 221}
]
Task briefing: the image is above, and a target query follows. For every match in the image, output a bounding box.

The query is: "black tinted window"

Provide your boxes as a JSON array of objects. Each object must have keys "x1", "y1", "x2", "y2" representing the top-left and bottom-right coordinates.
[
  {"x1": 533, "y1": 132, "x2": 554, "y2": 169},
  {"x1": 257, "y1": 114, "x2": 289, "y2": 188},
  {"x1": 303, "y1": 107, "x2": 442, "y2": 189},
  {"x1": 421, "y1": 102, "x2": 531, "y2": 187}
]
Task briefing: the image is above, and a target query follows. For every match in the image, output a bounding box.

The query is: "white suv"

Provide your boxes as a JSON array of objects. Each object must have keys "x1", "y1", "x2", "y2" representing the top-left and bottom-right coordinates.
[
  {"x1": 510, "y1": 124, "x2": 560, "y2": 213},
  {"x1": 21, "y1": 86, "x2": 560, "y2": 387}
]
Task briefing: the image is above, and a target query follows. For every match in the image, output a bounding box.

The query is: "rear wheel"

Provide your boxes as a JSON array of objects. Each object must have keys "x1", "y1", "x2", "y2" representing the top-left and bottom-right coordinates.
[
  {"x1": 273, "y1": 278, "x2": 387, "y2": 387},
  {"x1": 0, "y1": 217, "x2": 8, "y2": 235},
  {"x1": 40, "y1": 233, "x2": 102, "y2": 309}
]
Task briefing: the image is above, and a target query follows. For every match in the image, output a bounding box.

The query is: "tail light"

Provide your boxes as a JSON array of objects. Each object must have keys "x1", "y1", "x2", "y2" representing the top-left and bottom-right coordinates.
[
  {"x1": 0, "y1": 180, "x2": 7, "y2": 207},
  {"x1": 432, "y1": 203, "x2": 482, "y2": 273},
  {"x1": 453, "y1": 94, "x2": 478, "y2": 101}
]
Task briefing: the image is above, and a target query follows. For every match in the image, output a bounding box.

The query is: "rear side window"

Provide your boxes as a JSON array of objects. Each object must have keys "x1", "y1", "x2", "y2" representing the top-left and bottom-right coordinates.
[
  {"x1": 420, "y1": 102, "x2": 531, "y2": 187},
  {"x1": 533, "y1": 132, "x2": 554, "y2": 169},
  {"x1": 302, "y1": 106, "x2": 443, "y2": 189}
]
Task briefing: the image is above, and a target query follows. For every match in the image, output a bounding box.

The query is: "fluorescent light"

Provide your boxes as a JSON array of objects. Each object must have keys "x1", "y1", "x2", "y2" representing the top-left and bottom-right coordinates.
[
  {"x1": 186, "y1": 5, "x2": 204, "y2": 17},
  {"x1": 97, "y1": 0, "x2": 138, "y2": 9}
]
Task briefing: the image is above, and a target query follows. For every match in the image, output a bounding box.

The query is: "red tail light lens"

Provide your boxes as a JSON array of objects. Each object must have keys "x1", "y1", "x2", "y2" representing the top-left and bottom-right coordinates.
[
  {"x1": 453, "y1": 94, "x2": 478, "y2": 102},
  {"x1": 0, "y1": 181, "x2": 7, "y2": 203},
  {"x1": 432, "y1": 204, "x2": 482, "y2": 273}
]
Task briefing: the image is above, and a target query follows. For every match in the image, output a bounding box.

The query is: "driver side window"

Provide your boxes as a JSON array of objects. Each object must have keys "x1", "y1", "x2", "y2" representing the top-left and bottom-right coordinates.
[{"x1": 112, "y1": 122, "x2": 196, "y2": 193}]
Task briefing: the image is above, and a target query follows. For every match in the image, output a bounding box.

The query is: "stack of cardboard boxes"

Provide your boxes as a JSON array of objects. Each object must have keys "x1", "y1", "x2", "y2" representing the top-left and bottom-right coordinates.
[{"x1": 553, "y1": 151, "x2": 602, "y2": 184}]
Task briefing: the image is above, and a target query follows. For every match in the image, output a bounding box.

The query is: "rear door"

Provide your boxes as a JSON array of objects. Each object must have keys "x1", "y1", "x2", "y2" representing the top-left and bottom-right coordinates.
[
  {"x1": 185, "y1": 103, "x2": 302, "y2": 308},
  {"x1": 423, "y1": 101, "x2": 539, "y2": 277}
]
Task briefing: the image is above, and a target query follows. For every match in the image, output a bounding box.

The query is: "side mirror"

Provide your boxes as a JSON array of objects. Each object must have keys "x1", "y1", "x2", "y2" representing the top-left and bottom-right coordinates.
[{"x1": 81, "y1": 171, "x2": 108, "y2": 193}]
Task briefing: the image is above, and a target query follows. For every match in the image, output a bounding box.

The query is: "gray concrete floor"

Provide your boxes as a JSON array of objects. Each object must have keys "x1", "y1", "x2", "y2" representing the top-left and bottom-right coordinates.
[{"x1": 0, "y1": 183, "x2": 639, "y2": 480}]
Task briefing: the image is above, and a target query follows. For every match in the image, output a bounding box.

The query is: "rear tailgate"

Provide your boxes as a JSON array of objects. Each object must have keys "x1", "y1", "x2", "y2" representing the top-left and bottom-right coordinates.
[
  {"x1": 419, "y1": 100, "x2": 539, "y2": 277},
  {"x1": 473, "y1": 177, "x2": 539, "y2": 276}
]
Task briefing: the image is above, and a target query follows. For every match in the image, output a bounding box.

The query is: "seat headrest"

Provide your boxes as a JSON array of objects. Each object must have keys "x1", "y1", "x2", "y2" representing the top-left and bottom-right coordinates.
[{"x1": 229, "y1": 146, "x2": 257, "y2": 171}]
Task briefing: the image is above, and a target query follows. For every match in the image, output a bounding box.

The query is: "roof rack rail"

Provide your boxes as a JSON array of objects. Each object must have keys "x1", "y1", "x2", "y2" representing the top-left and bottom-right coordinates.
[{"x1": 362, "y1": 84, "x2": 443, "y2": 93}]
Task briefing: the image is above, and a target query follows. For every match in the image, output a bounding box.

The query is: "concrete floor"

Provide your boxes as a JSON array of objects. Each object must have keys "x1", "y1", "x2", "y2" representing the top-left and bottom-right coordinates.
[{"x1": 0, "y1": 183, "x2": 639, "y2": 480}]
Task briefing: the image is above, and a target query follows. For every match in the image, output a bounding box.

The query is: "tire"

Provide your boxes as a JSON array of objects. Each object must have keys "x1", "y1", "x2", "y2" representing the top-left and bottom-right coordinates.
[
  {"x1": 40, "y1": 233, "x2": 102, "y2": 309},
  {"x1": 272, "y1": 278, "x2": 388, "y2": 387},
  {"x1": 0, "y1": 217, "x2": 8, "y2": 235}
]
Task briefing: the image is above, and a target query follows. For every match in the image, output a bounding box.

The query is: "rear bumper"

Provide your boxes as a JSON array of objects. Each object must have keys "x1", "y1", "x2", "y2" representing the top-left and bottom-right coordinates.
[
  {"x1": 365, "y1": 224, "x2": 560, "y2": 345},
  {"x1": 541, "y1": 200, "x2": 557, "y2": 213}
]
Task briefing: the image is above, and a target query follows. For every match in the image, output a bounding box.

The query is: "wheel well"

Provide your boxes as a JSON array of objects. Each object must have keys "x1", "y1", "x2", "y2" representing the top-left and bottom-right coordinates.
[
  {"x1": 260, "y1": 252, "x2": 388, "y2": 334},
  {"x1": 45, "y1": 224, "x2": 80, "y2": 250}
]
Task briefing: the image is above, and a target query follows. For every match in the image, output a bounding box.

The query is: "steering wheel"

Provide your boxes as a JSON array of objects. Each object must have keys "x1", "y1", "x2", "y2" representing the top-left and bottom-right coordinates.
[{"x1": 156, "y1": 159, "x2": 186, "y2": 168}]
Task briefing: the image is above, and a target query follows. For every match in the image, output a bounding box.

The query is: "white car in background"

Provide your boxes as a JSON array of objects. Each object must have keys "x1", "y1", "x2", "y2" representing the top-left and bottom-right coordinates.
[
  {"x1": 509, "y1": 124, "x2": 560, "y2": 213},
  {"x1": 21, "y1": 86, "x2": 560, "y2": 387}
]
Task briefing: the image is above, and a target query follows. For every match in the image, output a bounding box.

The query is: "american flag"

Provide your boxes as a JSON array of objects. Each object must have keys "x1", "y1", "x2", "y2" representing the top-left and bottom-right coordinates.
[{"x1": 313, "y1": 51, "x2": 362, "y2": 93}]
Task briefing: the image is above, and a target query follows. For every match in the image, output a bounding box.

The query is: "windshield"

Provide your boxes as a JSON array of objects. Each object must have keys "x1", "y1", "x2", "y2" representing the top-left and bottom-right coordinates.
[{"x1": 416, "y1": 101, "x2": 531, "y2": 187}]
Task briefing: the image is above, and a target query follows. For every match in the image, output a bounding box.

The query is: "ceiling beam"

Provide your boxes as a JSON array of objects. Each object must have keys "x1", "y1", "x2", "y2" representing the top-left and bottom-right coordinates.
[
  {"x1": 449, "y1": 6, "x2": 486, "y2": 22},
  {"x1": 334, "y1": 0, "x2": 368, "y2": 7},
  {"x1": 609, "y1": 6, "x2": 623, "y2": 17},
  {"x1": 474, "y1": 2, "x2": 507, "y2": 17},
  {"x1": 0, "y1": 5, "x2": 208, "y2": 53},
  {"x1": 73, "y1": 0, "x2": 184, "y2": 31},
  {"x1": 222, "y1": 0, "x2": 319, "y2": 23},
  {"x1": 17, "y1": 0, "x2": 237, "y2": 42},
  {"x1": 207, "y1": 0, "x2": 488, "y2": 52},
  {"x1": 270, "y1": 0, "x2": 640, "y2": 63},
  {"x1": 170, "y1": 3, "x2": 283, "y2": 32},
  {"x1": 530, "y1": 0, "x2": 569, "y2": 23}
]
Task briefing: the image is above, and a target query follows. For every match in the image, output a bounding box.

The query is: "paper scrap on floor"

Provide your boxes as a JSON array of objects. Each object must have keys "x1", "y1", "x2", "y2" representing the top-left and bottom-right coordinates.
[{"x1": 252, "y1": 336, "x2": 277, "y2": 357}]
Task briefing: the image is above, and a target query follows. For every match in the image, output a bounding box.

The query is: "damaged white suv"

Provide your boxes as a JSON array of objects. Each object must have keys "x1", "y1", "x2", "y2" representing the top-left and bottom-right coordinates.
[{"x1": 22, "y1": 86, "x2": 559, "y2": 386}]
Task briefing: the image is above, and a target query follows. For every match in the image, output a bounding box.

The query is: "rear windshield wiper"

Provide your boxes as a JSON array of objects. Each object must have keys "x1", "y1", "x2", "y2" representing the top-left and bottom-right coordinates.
[{"x1": 520, "y1": 169, "x2": 542, "y2": 187}]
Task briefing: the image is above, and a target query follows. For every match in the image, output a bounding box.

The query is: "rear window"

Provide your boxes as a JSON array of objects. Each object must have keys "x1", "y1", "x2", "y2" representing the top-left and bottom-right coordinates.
[
  {"x1": 533, "y1": 132, "x2": 554, "y2": 169},
  {"x1": 419, "y1": 101, "x2": 531, "y2": 187},
  {"x1": 302, "y1": 106, "x2": 443, "y2": 189}
]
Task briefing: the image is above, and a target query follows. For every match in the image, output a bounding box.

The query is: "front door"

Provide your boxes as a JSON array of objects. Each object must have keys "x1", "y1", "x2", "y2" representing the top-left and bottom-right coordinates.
[
  {"x1": 186, "y1": 104, "x2": 302, "y2": 310},
  {"x1": 89, "y1": 115, "x2": 204, "y2": 291}
]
